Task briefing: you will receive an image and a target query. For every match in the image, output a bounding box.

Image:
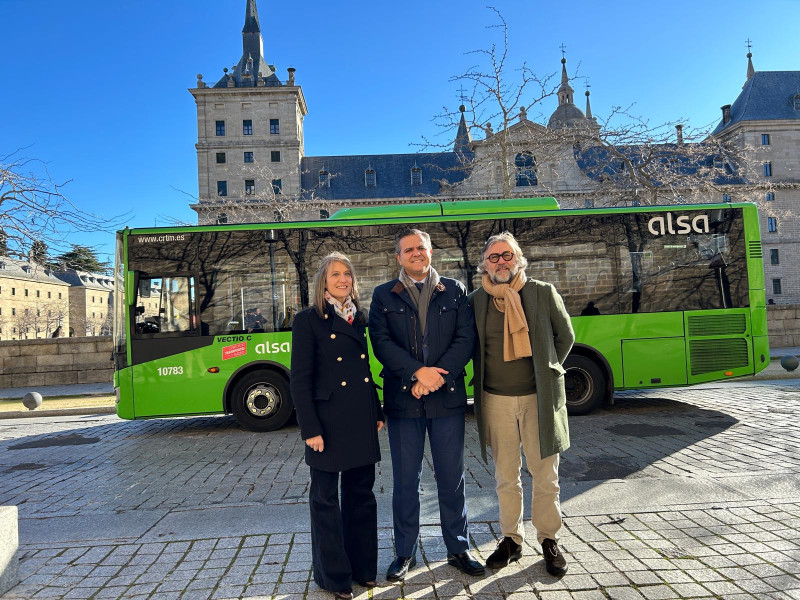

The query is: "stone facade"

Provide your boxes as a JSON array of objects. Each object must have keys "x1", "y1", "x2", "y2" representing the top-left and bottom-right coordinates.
[
  {"x1": 767, "y1": 304, "x2": 800, "y2": 348},
  {"x1": 0, "y1": 259, "x2": 70, "y2": 341},
  {"x1": 56, "y1": 270, "x2": 114, "y2": 336},
  {"x1": 0, "y1": 336, "x2": 112, "y2": 388}
]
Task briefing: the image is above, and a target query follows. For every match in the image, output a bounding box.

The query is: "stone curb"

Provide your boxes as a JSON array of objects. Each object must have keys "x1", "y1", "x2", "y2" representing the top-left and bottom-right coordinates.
[{"x1": 0, "y1": 406, "x2": 116, "y2": 420}]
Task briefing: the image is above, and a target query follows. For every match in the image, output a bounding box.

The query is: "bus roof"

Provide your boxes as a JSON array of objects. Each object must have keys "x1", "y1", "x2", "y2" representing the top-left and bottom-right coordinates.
[
  {"x1": 121, "y1": 199, "x2": 758, "y2": 235},
  {"x1": 330, "y1": 197, "x2": 560, "y2": 220}
]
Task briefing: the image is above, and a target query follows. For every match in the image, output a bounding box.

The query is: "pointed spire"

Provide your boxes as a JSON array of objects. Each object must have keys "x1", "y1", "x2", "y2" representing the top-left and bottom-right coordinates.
[
  {"x1": 454, "y1": 105, "x2": 472, "y2": 154},
  {"x1": 243, "y1": 0, "x2": 260, "y2": 33},
  {"x1": 744, "y1": 39, "x2": 755, "y2": 88},
  {"x1": 585, "y1": 88, "x2": 593, "y2": 119},
  {"x1": 557, "y1": 57, "x2": 575, "y2": 106}
]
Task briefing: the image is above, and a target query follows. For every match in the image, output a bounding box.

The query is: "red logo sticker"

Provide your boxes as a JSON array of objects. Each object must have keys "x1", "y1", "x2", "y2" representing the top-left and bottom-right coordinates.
[{"x1": 222, "y1": 342, "x2": 247, "y2": 360}]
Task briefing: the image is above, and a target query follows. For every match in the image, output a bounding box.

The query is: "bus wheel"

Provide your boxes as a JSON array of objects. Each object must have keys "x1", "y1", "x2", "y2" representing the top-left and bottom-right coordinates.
[
  {"x1": 231, "y1": 371, "x2": 293, "y2": 432},
  {"x1": 563, "y1": 355, "x2": 605, "y2": 416}
]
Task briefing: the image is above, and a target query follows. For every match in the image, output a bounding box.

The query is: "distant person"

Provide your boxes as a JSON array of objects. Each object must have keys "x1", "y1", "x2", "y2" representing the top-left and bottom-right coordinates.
[
  {"x1": 468, "y1": 231, "x2": 574, "y2": 577},
  {"x1": 768, "y1": 299, "x2": 775, "y2": 305},
  {"x1": 580, "y1": 301, "x2": 601, "y2": 316},
  {"x1": 245, "y1": 308, "x2": 257, "y2": 332},
  {"x1": 251, "y1": 307, "x2": 267, "y2": 332},
  {"x1": 369, "y1": 227, "x2": 483, "y2": 581},
  {"x1": 291, "y1": 252, "x2": 384, "y2": 599},
  {"x1": 51, "y1": 326, "x2": 62, "y2": 338}
]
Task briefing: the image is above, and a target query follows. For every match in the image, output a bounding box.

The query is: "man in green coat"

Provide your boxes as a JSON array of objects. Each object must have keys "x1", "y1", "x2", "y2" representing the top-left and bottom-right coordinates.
[{"x1": 468, "y1": 231, "x2": 574, "y2": 576}]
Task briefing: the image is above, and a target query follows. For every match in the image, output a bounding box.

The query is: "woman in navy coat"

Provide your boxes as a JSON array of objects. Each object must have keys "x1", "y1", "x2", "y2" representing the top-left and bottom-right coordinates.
[{"x1": 290, "y1": 252, "x2": 384, "y2": 600}]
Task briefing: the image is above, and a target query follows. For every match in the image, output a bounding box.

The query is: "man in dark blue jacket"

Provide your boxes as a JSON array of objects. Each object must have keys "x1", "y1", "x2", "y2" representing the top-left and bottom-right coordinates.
[{"x1": 369, "y1": 228, "x2": 483, "y2": 581}]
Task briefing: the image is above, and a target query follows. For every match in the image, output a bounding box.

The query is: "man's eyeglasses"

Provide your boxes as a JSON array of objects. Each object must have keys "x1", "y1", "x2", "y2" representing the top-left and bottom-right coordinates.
[{"x1": 487, "y1": 251, "x2": 514, "y2": 263}]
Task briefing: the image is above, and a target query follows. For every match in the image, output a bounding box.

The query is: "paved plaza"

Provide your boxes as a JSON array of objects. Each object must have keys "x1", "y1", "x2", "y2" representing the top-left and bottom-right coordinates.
[{"x1": 1, "y1": 380, "x2": 799, "y2": 599}]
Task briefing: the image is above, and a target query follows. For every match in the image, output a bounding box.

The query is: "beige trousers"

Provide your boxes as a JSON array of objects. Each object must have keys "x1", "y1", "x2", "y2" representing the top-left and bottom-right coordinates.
[{"x1": 483, "y1": 390, "x2": 562, "y2": 544}]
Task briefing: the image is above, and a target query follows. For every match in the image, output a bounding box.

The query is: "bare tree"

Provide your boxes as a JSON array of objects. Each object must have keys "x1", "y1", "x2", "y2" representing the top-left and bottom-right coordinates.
[
  {"x1": 1, "y1": 150, "x2": 125, "y2": 259},
  {"x1": 420, "y1": 7, "x2": 772, "y2": 213}
]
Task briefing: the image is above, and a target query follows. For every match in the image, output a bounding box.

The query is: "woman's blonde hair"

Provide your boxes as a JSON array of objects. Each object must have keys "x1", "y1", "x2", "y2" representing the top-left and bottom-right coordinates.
[{"x1": 311, "y1": 252, "x2": 360, "y2": 317}]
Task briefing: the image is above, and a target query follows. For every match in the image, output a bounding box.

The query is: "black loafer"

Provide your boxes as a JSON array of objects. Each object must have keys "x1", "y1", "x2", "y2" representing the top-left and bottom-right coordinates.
[
  {"x1": 386, "y1": 555, "x2": 416, "y2": 581},
  {"x1": 447, "y1": 551, "x2": 485, "y2": 576}
]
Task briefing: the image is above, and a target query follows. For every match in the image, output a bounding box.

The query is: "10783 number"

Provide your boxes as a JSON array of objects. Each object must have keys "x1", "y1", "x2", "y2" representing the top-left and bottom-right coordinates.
[{"x1": 158, "y1": 366, "x2": 184, "y2": 376}]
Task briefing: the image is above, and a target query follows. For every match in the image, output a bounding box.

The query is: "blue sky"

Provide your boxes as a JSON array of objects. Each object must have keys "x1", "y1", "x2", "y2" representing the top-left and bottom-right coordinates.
[{"x1": 1, "y1": 0, "x2": 798, "y2": 264}]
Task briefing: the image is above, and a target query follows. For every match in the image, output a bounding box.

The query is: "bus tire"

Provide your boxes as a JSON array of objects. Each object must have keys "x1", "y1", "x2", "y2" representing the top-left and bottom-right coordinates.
[
  {"x1": 563, "y1": 355, "x2": 605, "y2": 416},
  {"x1": 230, "y1": 370, "x2": 293, "y2": 432}
]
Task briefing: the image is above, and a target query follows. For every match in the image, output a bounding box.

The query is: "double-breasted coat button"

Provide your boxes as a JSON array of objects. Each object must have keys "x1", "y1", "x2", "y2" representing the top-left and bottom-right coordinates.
[
  {"x1": 360, "y1": 354, "x2": 366, "y2": 359},
  {"x1": 450, "y1": 387, "x2": 455, "y2": 391},
  {"x1": 341, "y1": 381, "x2": 347, "y2": 386},
  {"x1": 324, "y1": 314, "x2": 328, "y2": 319},
  {"x1": 363, "y1": 333, "x2": 367, "y2": 337},
  {"x1": 337, "y1": 357, "x2": 342, "y2": 362},
  {"x1": 364, "y1": 377, "x2": 369, "y2": 382},
  {"x1": 330, "y1": 334, "x2": 336, "y2": 339}
]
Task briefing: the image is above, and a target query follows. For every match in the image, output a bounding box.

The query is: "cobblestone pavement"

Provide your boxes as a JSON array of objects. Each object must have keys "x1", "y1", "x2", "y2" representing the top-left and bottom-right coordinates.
[{"x1": 1, "y1": 381, "x2": 799, "y2": 599}]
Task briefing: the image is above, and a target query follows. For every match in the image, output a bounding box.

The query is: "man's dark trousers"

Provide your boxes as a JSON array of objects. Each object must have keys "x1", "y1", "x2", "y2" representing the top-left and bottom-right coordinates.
[{"x1": 387, "y1": 413, "x2": 469, "y2": 557}]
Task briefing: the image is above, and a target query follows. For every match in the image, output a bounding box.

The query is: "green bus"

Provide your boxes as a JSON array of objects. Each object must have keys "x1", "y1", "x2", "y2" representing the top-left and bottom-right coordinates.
[{"x1": 112, "y1": 197, "x2": 769, "y2": 430}]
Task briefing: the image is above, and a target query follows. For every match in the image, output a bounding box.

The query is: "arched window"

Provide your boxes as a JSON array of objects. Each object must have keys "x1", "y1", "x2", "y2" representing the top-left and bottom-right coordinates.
[
  {"x1": 410, "y1": 166, "x2": 422, "y2": 185},
  {"x1": 514, "y1": 153, "x2": 537, "y2": 187},
  {"x1": 364, "y1": 168, "x2": 376, "y2": 187}
]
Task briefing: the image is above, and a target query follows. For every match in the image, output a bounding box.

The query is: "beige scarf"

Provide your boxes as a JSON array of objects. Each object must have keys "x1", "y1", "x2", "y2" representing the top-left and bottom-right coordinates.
[{"x1": 482, "y1": 270, "x2": 532, "y2": 361}]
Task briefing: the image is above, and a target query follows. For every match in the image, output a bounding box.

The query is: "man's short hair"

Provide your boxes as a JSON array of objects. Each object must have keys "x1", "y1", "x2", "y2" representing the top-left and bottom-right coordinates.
[
  {"x1": 477, "y1": 231, "x2": 529, "y2": 273},
  {"x1": 394, "y1": 228, "x2": 432, "y2": 255}
]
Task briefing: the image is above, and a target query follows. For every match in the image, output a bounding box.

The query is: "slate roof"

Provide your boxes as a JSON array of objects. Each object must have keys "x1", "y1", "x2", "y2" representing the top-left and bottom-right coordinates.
[
  {"x1": 574, "y1": 144, "x2": 746, "y2": 186},
  {"x1": 713, "y1": 71, "x2": 800, "y2": 134},
  {"x1": 0, "y1": 257, "x2": 70, "y2": 286},
  {"x1": 300, "y1": 152, "x2": 474, "y2": 201},
  {"x1": 54, "y1": 269, "x2": 114, "y2": 291}
]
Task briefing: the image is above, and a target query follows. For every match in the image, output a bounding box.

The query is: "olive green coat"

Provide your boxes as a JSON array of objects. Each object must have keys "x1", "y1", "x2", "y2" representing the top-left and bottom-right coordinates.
[{"x1": 468, "y1": 279, "x2": 575, "y2": 462}]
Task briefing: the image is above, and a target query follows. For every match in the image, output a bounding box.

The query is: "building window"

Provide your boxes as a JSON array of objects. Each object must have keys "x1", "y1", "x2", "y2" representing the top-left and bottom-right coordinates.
[
  {"x1": 766, "y1": 191, "x2": 775, "y2": 202},
  {"x1": 273, "y1": 211, "x2": 284, "y2": 222},
  {"x1": 768, "y1": 217, "x2": 777, "y2": 232},
  {"x1": 217, "y1": 181, "x2": 228, "y2": 197},
  {"x1": 272, "y1": 179, "x2": 282, "y2": 194},
  {"x1": 585, "y1": 199, "x2": 594, "y2": 208},
  {"x1": 410, "y1": 167, "x2": 422, "y2": 186},
  {"x1": 59, "y1": 292, "x2": 62, "y2": 299},
  {"x1": 773, "y1": 278, "x2": 782, "y2": 295},
  {"x1": 12, "y1": 308, "x2": 15, "y2": 316},
  {"x1": 320, "y1": 209, "x2": 330, "y2": 219},
  {"x1": 217, "y1": 213, "x2": 228, "y2": 224},
  {"x1": 244, "y1": 151, "x2": 254, "y2": 163},
  {"x1": 36, "y1": 290, "x2": 40, "y2": 297},
  {"x1": 245, "y1": 179, "x2": 255, "y2": 195},
  {"x1": 12, "y1": 288, "x2": 15, "y2": 295},
  {"x1": 763, "y1": 162, "x2": 772, "y2": 177},
  {"x1": 243, "y1": 119, "x2": 253, "y2": 135},
  {"x1": 514, "y1": 153, "x2": 537, "y2": 186},
  {"x1": 761, "y1": 134, "x2": 770, "y2": 145},
  {"x1": 270, "y1": 119, "x2": 279, "y2": 134},
  {"x1": 48, "y1": 291, "x2": 51, "y2": 298},
  {"x1": 770, "y1": 249, "x2": 780, "y2": 265},
  {"x1": 794, "y1": 95, "x2": 800, "y2": 110},
  {"x1": 364, "y1": 169, "x2": 376, "y2": 187},
  {"x1": 722, "y1": 193, "x2": 731, "y2": 202},
  {"x1": 271, "y1": 151, "x2": 281, "y2": 163},
  {"x1": 319, "y1": 170, "x2": 329, "y2": 187},
  {"x1": 216, "y1": 152, "x2": 226, "y2": 164},
  {"x1": 24, "y1": 289, "x2": 28, "y2": 297},
  {"x1": 215, "y1": 121, "x2": 225, "y2": 136}
]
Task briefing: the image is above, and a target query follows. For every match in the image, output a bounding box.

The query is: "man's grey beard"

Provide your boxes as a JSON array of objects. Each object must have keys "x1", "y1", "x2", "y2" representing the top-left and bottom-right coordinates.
[{"x1": 488, "y1": 266, "x2": 519, "y2": 285}]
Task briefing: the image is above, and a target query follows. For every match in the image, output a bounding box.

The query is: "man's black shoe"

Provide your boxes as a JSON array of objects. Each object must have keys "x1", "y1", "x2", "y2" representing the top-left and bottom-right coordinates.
[
  {"x1": 446, "y1": 551, "x2": 485, "y2": 576},
  {"x1": 486, "y1": 537, "x2": 523, "y2": 569},
  {"x1": 541, "y1": 538, "x2": 567, "y2": 577},
  {"x1": 386, "y1": 556, "x2": 416, "y2": 581}
]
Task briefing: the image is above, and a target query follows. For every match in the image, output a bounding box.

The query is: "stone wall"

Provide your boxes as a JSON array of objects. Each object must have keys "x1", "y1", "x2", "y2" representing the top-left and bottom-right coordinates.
[
  {"x1": 767, "y1": 304, "x2": 800, "y2": 349},
  {"x1": 0, "y1": 336, "x2": 112, "y2": 389}
]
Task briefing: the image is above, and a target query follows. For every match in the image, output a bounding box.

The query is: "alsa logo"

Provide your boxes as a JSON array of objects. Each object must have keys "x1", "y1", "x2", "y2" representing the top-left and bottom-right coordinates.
[
  {"x1": 256, "y1": 341, "x2": 291, "y2": 355},
  {"x1": 647, "y1": 213, "x2": 710, "y2": 236}
]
